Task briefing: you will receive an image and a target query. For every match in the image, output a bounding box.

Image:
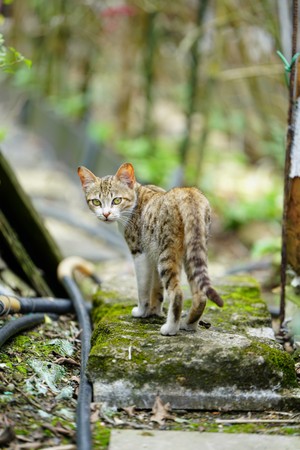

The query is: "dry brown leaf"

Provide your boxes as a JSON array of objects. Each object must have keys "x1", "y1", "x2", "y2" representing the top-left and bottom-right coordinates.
[
  {"x1": 150, "y1": 395, "x2": 174, "y2": 425},
  {"x1": 114, "y1": 417, "x2": 125, "y2": 425},
  {"x1": 137, "y1": 413, "x2": 146, "y2": 422},
  {"x1": 123, "y1": 405, "x2": 136, "y2": 417},
  {"x1": 53, "y1": 357, "x2": 80, "y2": 366},
  {"x1": 90, "y1": 403, "x2": 101, "y2": 423},
  {"x1": 70, "y1": 376, "x2": 80, "y2": 384}
]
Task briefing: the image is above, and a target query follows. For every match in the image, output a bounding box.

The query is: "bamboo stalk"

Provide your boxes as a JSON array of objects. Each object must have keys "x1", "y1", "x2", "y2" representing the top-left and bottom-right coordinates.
[
  {"x1": 143, "y1": 11, "x2": 158, "y2": 138},
  {"x1": 178, "y1": 0, "x2": 209, "y2": 176}
]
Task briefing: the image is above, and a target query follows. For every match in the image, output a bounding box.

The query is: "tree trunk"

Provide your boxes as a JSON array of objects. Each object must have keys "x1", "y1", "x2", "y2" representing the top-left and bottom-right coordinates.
[{"x1": 286, "y1": 58, "x2": 300, "y2": 274}]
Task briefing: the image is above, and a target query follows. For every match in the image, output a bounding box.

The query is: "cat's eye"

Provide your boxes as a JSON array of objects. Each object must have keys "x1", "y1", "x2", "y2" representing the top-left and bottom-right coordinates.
[
  {"x1": 91, "y1": 199, "x2": 101, "y2": 207},
  {"x1": 112, "y1": 197, "x2": 122, "y2": 205}
]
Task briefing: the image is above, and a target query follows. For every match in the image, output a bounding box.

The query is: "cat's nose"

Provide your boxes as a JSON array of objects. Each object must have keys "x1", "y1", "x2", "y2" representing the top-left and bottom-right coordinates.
[{"x1": 103, "y1": 212, "x2": 111, "y2": 219}]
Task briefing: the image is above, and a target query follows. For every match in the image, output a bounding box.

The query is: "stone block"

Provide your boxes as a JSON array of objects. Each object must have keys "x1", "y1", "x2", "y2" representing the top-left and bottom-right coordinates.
[{"x1": 88, "y1": 276, "x2": 300, "y2": 410}]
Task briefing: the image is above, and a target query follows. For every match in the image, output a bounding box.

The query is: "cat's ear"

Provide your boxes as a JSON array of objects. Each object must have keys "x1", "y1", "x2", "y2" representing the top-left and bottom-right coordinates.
[
  {"x1": 77, "y1": 166, "x2": 97, "y2": 190},
  {"x1": 115, "y1": 163, "x2": 136, "y2": 188}
]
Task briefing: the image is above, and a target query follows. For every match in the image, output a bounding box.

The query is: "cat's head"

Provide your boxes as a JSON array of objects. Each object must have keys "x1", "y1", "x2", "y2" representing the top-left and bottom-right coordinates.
[{"x1": 77, "y1": 163, "x2": 137, "y2": 224}]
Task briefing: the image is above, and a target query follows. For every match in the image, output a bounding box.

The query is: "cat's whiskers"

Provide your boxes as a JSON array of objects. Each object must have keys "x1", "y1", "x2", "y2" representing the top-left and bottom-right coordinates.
[{"x1": 117, "y1": 213, "x2": 135, "y2": 228}]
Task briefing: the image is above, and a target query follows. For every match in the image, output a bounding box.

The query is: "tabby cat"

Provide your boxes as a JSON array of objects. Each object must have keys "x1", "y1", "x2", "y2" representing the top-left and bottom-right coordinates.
[{"x1": 78, "y1": 163, "x2": 223, "y2": 336}]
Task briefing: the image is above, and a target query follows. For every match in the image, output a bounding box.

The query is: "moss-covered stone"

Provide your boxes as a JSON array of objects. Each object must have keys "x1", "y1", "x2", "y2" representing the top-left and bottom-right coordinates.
[
  {"x1": 205, "y1": 276, "x2": 272, "y2": 332},
  {"x1": 88, "y1": 276, "x2": 299, "y2": 410}
]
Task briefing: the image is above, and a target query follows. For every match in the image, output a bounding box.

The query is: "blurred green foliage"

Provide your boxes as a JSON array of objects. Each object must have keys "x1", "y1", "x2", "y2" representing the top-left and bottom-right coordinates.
[
  {"x1": 0, "y1": 33, "x2": 31, "y2": 72},
  {"x1": 218, "y1": 191, "x2": 282, "y2": 231},
  {"x1": 0, "y1": 0, "x2": 289, "y2": 238},
  {"x1": 116, "y1": 137, "x2": 179, "y2": 184}
]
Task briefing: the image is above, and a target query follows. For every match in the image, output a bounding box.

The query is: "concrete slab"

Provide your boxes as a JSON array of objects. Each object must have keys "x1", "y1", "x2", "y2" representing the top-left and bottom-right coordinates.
[
  {"x1": 89, "y1": 277, "x2": 300, "y2": 410},
  {"x1": 109, "y1": 430, "x2": 300, "y2": 450}
]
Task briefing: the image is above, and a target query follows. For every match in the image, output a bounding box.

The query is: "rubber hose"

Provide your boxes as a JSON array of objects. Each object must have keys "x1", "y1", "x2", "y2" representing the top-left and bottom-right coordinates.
[
  {"x1": 0, "y1": 313, "x2": 58, "y2": 348},
  {"x1": 60, "y1": 275, "x2": 92, "y2": 450},
  {"x1": 20, "y1": 297, "x2": 73, "y2": 314},
  {"x1": 0, "y1": 295, "x2": 73, "y2": 316}
]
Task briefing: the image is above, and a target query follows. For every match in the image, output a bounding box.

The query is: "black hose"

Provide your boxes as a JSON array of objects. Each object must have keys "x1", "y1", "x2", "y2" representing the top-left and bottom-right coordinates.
[
  {"x1": 0, "y1": 294, "x2": 73, "y2": 316},
  {"x1": 59, "y1": 274, "x2": 92, "y2": 450},
  {"x1": 0, "y1": 313, "x2": 58, "y2": 348},
  {"x1": 0, "y1": 256, "x2": 96, "y2": 450}
]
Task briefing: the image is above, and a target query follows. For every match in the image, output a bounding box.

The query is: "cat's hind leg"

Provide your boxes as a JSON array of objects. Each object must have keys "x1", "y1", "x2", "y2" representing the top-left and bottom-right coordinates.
[
  {"x1": 180, "y1": 284, "x2": 206, "y2": 331},
  {"x1": 158, "y1": 257, "x2": 183, "y2": 335},
  {"x1": 149, "y1": 270, "x2": 164, "y2": 316},
  {"x1": 180, "y1": 261, "x2": 206, "y2": 331}
]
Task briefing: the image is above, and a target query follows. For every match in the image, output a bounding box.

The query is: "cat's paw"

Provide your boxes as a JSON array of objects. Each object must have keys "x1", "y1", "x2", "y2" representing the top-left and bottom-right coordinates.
[
  {"x1": 180, "y1": 318, "x2": 198, "y2": 332},
  {"x1": 147, "y1": 306, "x2": 165, "y2": 317},
  {"x1": 160, "y1": 323, "x2": 179, "y2": 336},
  {"x1": 131, "y1": 306, "x2": 146, "y2": 318}
]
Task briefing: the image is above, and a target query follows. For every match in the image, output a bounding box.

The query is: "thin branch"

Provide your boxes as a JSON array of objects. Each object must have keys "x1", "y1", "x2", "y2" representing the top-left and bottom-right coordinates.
[{"x1": 216, "y1": 418, "x2": 300, "y2": 424}]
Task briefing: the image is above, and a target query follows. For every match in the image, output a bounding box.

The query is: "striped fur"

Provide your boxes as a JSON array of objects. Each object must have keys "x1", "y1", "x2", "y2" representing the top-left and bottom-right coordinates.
[{"x1": 78, "y1": 163, "x2": 223, "y2": 336}]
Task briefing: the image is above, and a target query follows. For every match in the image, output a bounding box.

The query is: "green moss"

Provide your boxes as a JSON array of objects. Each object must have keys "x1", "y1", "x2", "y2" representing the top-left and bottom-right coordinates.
[
  {"x1": 203, "y1": 280, "x2": 271, "y2": 332},
  {"x1": 92, "y1": 289, "x2": 124, "y2": 322},
  {"x1": 13, "y1": 335, "x2": 32, "y2": 347},
  {"x1": 14, "y1": 427, "x2": 31, "y2": 436},
  {"x1": 93, "y1": 423, "x2": 111, "y2": 449},
  {"x1": 52, "y1": 416, "x2": 76, "y2": 430},
  {"x1": 245, "y1": 341, "x2": 298, "y2": 388},
  {"x1": 16, "y1": 365, "x2": 27, "y2": 374},
  {"x1": 88, "y1": 278, "x2": 298, "y2": 394},
  {"x1": 88, "y1": 314, "x2": 297, "y2": 391},
  {"x1": 281, "y1": 427, "x2": 300, "y2": 435},
  {"x1": 88, "y1": 316, "x2": 164, "y2": 383}
]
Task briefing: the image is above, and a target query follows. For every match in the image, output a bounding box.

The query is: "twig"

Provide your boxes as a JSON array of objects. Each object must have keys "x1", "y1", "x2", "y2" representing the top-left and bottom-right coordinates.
[
  {"x1": 123, "y1": 421, "x2": 153, "y2": 430},
  {"x1": 14, "y1": 442, "x2": 44, "y2": 449},
  {"x1": 99, "y1": 409, "x2": 152, "y2": 430},
  {"x1": 37, "y1": 446, "x2": 76, "y2": 450},
  {"x1": 99, "y1": 411, "x2": 115, "y2": 426},
  {"x1": 42, "y1": 423, "x2": 75, "y2": 437},
  {"x1": 14, "y1": 386, "x2": 52, "y2": 412},
  {"x1": 53, "y1": 357, "x2": 80, "y2": 366},
  {"x1": 216, "y1": 418, "x2": 300, "y2": 424}
]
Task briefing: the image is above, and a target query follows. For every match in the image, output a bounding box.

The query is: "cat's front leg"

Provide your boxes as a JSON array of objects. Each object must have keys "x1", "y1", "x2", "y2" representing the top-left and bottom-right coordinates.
[{"x1": 132, "y1": 253, "x2": 152, "y2": 317}]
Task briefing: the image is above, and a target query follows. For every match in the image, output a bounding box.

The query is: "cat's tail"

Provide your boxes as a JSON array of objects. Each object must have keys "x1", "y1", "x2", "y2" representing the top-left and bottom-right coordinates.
[
  {"x1": 202, "y1": 285, "x2": 223, "y2": 307},
  {"x1": 183, "y1": 194, "x2": 223, "y2": 307}
]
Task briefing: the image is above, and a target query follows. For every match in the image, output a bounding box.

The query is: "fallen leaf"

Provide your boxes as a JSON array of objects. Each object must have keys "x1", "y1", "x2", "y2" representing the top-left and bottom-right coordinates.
[
  {"x1": 70, "y1": 376, "x2": 80, "y2": 384},
  {"x1": 123, "y1": 405, "x2": 136, "y2": 417},
  {"x1": 137, "y1": 413, "x2": 146, "y2": 422},
  {"x1": 114, "y1": 417, "x2": 124, "y2": 425},
  {"x1": 150, "y1": 396, "x2": 174, "y2": 425},
  {"x1": 90, "y1": 403, "x2": 101, "y2": 423},
  {"x1": 53, "y1": 357, "x2": 80, "y2": 366}
]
